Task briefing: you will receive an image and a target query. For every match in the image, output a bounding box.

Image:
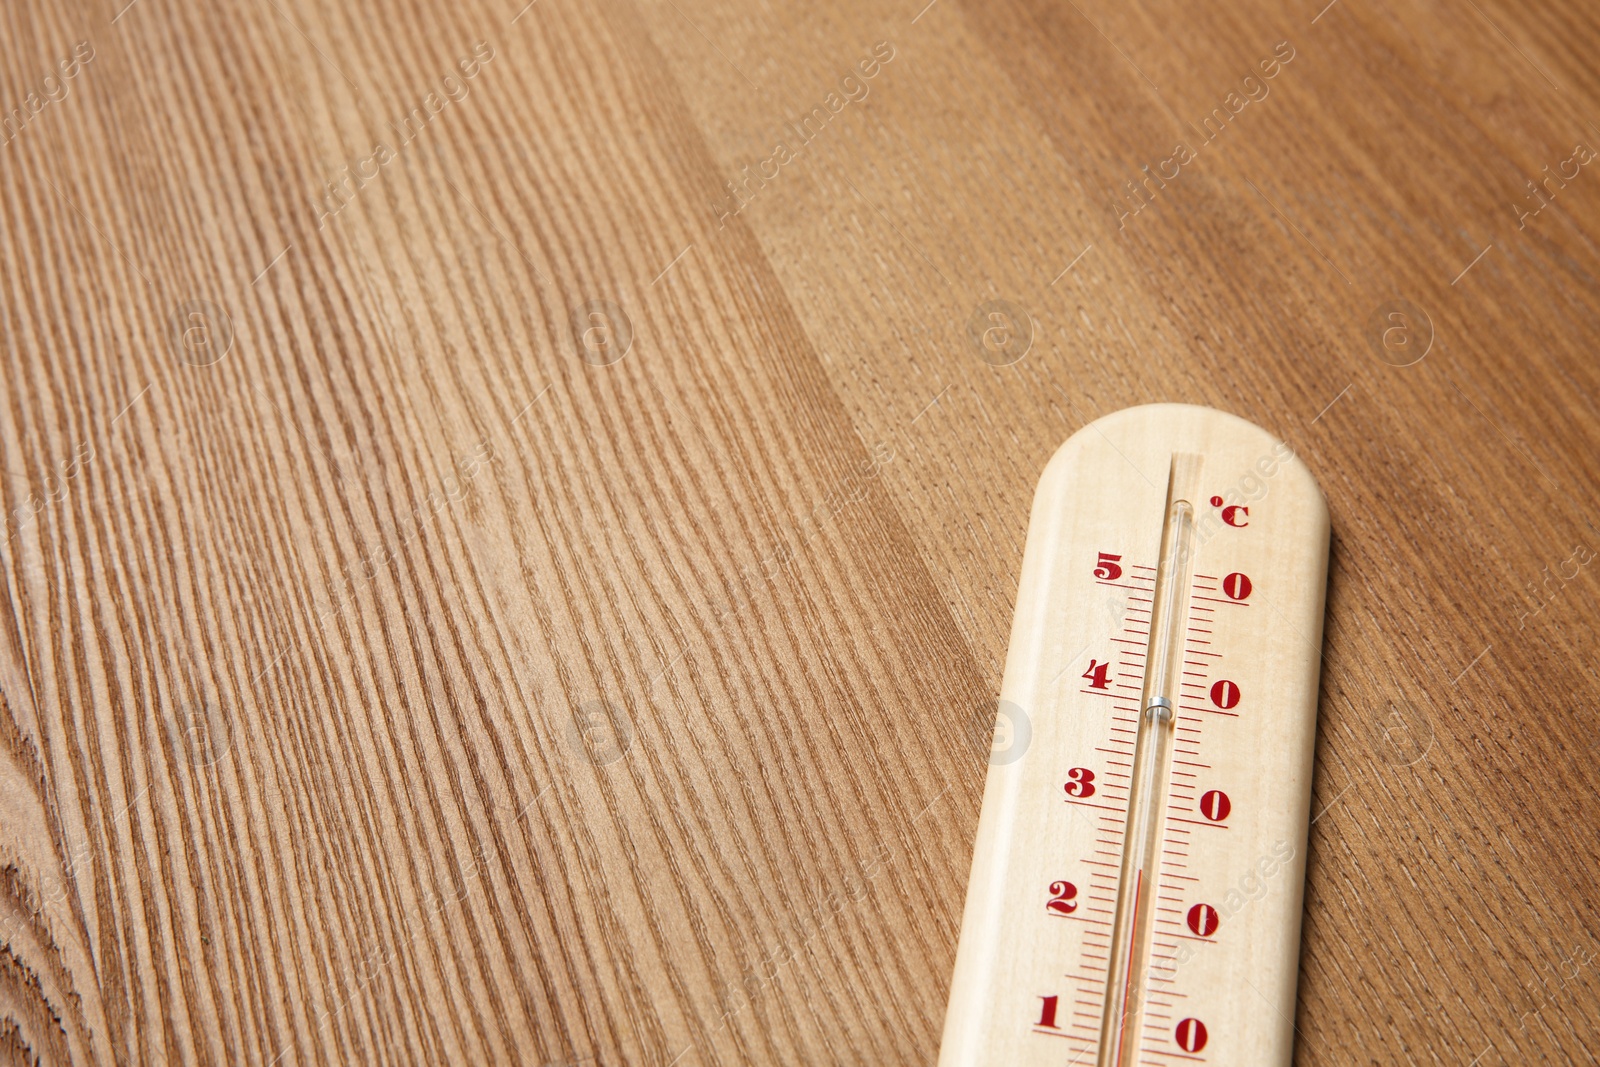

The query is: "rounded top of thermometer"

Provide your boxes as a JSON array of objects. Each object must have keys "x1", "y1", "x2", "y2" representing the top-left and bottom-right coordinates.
[{"x1": 1032, "y1": 403, "x2": 1328, "y2": 549}]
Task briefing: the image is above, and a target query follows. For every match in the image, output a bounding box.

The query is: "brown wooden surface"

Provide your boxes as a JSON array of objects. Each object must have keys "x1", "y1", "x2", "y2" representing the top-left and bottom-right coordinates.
[{"x1": 1, "y1": 0, "x2": 1597, "y2": 1063}]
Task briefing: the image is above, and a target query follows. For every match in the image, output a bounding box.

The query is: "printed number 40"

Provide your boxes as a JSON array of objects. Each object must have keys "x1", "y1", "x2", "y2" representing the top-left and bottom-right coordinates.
[{"x1": 1082, "y1": 660, "x2": 1110, "y2": 689}]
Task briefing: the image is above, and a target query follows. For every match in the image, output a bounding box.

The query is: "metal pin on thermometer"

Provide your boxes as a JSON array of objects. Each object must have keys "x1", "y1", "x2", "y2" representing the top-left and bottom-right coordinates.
[{"x1": 940, "y1": 405, "x2": 1330, "y2": 1066}]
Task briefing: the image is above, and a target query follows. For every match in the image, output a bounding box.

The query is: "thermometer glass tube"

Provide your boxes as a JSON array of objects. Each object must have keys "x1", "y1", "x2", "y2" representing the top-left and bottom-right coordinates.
[{"x1": 1097, "y1": 457, "x2": 1198, "y2": 1066}]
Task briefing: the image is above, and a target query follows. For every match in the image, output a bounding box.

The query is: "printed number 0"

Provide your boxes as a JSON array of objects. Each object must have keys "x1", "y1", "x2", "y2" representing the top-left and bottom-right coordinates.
[
  {"x1": 1093, "y1": 552, "x2": 1122, "y2": 581},
  {"x1": 1175, "y1": 1018, "x2": 1208, "y2": 1052},
  {"x1": 1064, "y1": 767, "x2": 1096, "y2": 798},
  {"x1": 1222, "y1": 572, "x2": 1253, "y2": 601},
  {"x1": 1199, "y1": 789, "x2": 1232, "y2": 823}
]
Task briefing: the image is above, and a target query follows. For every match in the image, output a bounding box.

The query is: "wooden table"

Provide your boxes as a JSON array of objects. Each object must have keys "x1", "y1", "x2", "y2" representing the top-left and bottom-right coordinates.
[{"x1": 2, "y1": 0, "x2": 1596, "y2": 1062}]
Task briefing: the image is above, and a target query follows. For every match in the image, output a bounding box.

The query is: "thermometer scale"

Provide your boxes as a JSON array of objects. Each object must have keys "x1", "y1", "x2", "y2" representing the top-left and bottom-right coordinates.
[{"x1": 940, "y1": 405, "x2": 1329, "y2": 1065}]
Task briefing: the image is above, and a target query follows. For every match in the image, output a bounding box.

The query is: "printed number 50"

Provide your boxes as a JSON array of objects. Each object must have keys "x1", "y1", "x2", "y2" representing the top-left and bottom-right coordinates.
[{"x1": 1094, "y1": 552, "x2": 1122, "y2": 581}]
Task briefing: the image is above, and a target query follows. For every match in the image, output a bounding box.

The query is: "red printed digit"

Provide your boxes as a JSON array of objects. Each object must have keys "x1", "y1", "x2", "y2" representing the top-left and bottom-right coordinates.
[
  {"x1": 1210, "y1": 679, "x2": 1240, "y2": 710},
  {"x1": 1046, "y1": 881, "x2": 1078, "y2": 916},
  {"x1": 1175, "y1": 1018, "x2": 1208, "y2": 1052},
  {"x1": 1199, "y1": 789, "x2": 1232, "y2": 823},
  {"x1": 1063, "y1": 768, "x2": 1096, "y2": 798},
  {"x1": 1222, "y1": 572, "x2": 1253, "y2": 601},
  {"x1": 1037, "y1": 995, "x2": 1060, "y2": 1029},
  {"x1": 1186, "y1": 902, "x2": 1219, "y2": 937},
  {"x1": 1093, "y1": 552, "x2": 1123, "y2": 581},
  {"x1": 1082, "y1": 659, "x2": 1110, "y2": 689}
]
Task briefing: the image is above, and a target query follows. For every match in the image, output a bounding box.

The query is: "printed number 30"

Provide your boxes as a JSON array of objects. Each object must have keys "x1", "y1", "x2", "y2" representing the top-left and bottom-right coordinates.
[
  {"x1": 1064, "y1": 767, "x2": 1096, "y2": 798},
  {"x1": 1094, "y1": 552, "x2": 1122, "y2": 581}
]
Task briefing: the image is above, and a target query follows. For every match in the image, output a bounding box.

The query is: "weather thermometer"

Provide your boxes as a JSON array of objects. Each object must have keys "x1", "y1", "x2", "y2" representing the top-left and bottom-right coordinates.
[{"x1": 940, "y1": 404, "x2": 1329, "y2": 1066}]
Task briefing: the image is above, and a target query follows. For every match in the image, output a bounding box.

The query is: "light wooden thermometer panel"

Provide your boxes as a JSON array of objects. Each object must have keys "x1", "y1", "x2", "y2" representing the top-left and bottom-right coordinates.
[{"x1": 940, "y1": 404, "x2": 1330, "y2": 1066}]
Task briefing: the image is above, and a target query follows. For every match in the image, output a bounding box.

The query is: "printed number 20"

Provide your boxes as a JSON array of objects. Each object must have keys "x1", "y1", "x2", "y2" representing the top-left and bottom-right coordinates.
[{"x1": 1046, "y1": 880, "x2": 1078, "y2": 915}]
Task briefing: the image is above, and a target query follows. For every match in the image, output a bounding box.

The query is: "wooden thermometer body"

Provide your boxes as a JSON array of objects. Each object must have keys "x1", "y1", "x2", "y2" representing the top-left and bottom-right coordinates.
[{"x1": 940, "y1": 404, "x2": 1329, "y2": 1066}]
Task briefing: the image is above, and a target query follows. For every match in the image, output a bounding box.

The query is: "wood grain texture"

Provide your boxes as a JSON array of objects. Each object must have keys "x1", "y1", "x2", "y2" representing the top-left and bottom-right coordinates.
[{"x1": 0, "y1": 0, "x2": 1596, "y2": 1063}]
